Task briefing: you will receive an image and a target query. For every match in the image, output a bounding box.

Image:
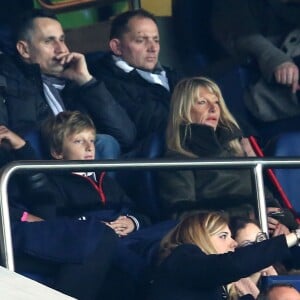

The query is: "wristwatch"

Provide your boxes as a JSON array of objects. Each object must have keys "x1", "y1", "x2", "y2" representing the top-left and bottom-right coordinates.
[{"x1": 293, "y1": 228, "x2": 300, "y2": 246}]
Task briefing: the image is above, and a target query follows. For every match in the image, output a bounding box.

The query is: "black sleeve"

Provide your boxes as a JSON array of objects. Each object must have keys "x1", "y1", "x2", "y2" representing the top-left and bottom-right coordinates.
[
  {"x1": 20, "y1": 172, "x2": 58, "y2": 220},
  {"x1": 66, "y1": 79, "x2": 137, "y2": 151},
  {"x1": 0, "y1": 86, "x2": 8, "y2": 127},
  {"x1": 14, "y1": 141, "x2": 38, "y2": 160},
  {"x1": 162, "y1": 236, "x2": 291, "y2": 289},
  {"x1": 9, "y1": 201, "x2": 25, "y2": 222},
  {"x1": 240, "y1": 295, "x2": 256, "y2": 300}
]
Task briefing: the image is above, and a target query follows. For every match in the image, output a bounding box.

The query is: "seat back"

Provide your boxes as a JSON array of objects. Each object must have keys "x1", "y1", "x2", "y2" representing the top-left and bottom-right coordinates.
[
  {"x1": 23, "y1": 130, "x2": 49, "y2": 160},
  {"x1": 116, "y1": 132, "x2": 165, "y2": 222},
  {"x1": 261, "y1": 275, "x2": 300, "y2": 292},
  {"x1": 265, "y1": 132, "x2": 300, "y2": 216}
]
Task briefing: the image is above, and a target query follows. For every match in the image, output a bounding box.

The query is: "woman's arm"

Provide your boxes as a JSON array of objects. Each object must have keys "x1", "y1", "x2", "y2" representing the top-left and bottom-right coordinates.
[{"x1": 162, "y1": 235, "x2": 295, "y2": 289}]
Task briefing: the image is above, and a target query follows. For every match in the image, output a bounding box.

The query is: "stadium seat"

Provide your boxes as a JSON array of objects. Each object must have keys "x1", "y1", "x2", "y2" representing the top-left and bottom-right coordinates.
[
  {"x1": 264, "y1": 132, "x2": 300, "y2": 216},
  {"x1": 260, "y1": 275, "x2": 300, "y2": 292},
  {"x1": 23, "y1": 130, "x2": 48, "y2": 159},
  {"x1": 116, "y1": 132, "x2": 165, "y2": 222}
]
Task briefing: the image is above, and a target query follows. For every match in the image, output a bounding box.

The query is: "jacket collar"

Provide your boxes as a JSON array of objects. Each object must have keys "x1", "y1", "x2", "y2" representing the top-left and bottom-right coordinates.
[{"x1": 180, "y1": 123, "x2": 243, "y2": 156}]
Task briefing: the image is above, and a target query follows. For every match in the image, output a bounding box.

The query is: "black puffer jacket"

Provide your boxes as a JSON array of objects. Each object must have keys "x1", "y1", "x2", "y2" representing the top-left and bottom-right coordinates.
[
  {"x1": 159, "y1": 124, "x2": 297, "y2": 229},
  {"x1": 90, "y1": 53, "x2": 181, "y2": 151},
  {"x1": 0, "y1": 54, "x2": 51, "y2": 134},
  {"x1": 0, "y1": 54, "x2": 135, "y2": 149}
]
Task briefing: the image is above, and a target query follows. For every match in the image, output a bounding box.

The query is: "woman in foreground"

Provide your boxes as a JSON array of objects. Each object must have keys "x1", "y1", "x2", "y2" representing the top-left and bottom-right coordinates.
[{"x1": 147, "y1": 211, "x2": 300, "y2": 300}]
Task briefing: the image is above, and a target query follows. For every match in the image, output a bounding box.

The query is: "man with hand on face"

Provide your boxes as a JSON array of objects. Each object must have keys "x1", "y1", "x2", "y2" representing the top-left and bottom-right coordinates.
[
  {"x1": 89, "y1": 9, "x2": 181, "y2": 155},
  {"x1": 0, "y1": 9, "x2": 135, "y2": 159}
]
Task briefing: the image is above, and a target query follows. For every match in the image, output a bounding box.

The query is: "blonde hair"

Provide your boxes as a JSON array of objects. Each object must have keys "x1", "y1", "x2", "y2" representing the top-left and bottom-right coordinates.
[
  {"x1": 159, "y1": 211, "x2": 238, "y2": 300},
  {"x1": 41, "y1": 111, "x2": 96, "y2": 155},
  {"x1": 159, "y1": 211, "x2": 229, "y2": 262},
  {"x1": 167, "y1": 77, "x2": 244, "y2": 157}
]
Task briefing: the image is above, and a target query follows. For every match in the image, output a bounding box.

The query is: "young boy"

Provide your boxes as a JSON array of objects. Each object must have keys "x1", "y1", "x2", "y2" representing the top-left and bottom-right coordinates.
[
  {"x1": 34, "y1": 110, "x2": 150, "y2": 235},
  {"x1": 1, "y1": 113, "x2": 174, "y2": 291},
  {"x1": 0, "y1": 125, "x2": 117, "y2": 300}
]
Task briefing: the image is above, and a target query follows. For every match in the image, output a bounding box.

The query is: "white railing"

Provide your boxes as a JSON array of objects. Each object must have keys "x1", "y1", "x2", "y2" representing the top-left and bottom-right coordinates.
[{"x1": 1, "y1": 157, "x2": 300, "y2": 271}]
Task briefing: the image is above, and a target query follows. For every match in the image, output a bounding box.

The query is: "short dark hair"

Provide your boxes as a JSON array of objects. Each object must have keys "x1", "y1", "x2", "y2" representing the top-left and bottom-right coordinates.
[
  {"x1": 13, "y1": 9, "x2": 57, "y2": 43},
  {"x1": 110, "y1": 9, "x2": 157, "y2": 40},
  {"x1": 257, "y1": 283, "x2": 299, "y2": 300},
  {"x1": 229, "y1": 216, "x2": 259, "y2": 239}
]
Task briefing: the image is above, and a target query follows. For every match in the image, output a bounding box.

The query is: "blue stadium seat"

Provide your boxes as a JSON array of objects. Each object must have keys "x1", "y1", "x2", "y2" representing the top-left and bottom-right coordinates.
[
  {"x1": 116, "y1": 132, "x2": 165, "y2": 222},
  {"x1": 265, "y1": 132, "x2": 300, "y2": 216},
  {"x1": 261, "y1": 275, "x2": 300, "y2": 292},
  {"x1": 172, "y1": 0, "x2": 300, "y2": 215},
  {"x1": 23, "y1": 129, "x2": 48, "y2": 159}
]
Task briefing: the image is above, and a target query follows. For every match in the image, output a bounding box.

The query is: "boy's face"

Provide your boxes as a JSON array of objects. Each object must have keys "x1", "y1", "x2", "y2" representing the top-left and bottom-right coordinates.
[{"x1": 52, "y1": 128, "x2": 96, "y2": 160}]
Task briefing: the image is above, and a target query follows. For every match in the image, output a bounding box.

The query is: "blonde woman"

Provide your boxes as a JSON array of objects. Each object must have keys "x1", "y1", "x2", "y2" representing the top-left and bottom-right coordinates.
[
  {"x1": 159, "y1": 77, "x2": 297, "y2": 232},
  {"x1": 147, "y1": 211, "x2": 300, "y2": 300}
]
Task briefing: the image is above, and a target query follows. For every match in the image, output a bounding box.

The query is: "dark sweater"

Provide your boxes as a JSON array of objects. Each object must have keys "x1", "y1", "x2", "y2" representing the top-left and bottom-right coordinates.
[
  {"x1": 159, "y1": 124, "x2": 297, "y2": 229},
  {"x1": 90, "y1": 53, "x2": 181, "y2": 151},
  {"x1": 148, "y1": 235, "x2": 291, "y2": 300}
]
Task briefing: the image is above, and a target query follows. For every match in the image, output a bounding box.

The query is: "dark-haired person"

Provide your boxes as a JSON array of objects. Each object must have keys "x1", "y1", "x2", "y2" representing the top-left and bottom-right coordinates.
[
  {"x1": 230, "y1": 217, "x2": 279, "y2": 298},
  {"x1": 89, "y1": 9, "x2": 181, "y2": 155},
  {"x1": 0, "y1": 9, "x2": 135, "y2": 159},
  {"x1": 257, "y1": 283, "x2": 300, "y2": 300}
]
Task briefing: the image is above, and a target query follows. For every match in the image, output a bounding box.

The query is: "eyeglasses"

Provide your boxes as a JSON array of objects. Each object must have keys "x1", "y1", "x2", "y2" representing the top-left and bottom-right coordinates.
[{"x1": 238, "y1": 232, "x2": 268, "y2": 248}]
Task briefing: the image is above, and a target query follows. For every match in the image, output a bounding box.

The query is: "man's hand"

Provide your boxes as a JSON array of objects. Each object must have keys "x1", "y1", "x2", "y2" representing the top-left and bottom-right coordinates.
[
  {"x1": 274, "y1": 61, "x2": 300, "y2": 93},
  {"x1": 56, "y1": 52, "x2": 93, "y2": 85},
  {"x1": 105, "y1": 215, "x2": 135, "y2": 236},
  {"x1": 0, "y1": 126, "x2": 25, "y2": 150}
]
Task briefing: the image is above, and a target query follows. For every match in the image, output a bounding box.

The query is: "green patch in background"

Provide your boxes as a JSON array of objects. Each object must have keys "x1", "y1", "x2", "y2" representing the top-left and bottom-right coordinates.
[{"x1": 34, "y1": 0, "x2": 128, "y2": 29}]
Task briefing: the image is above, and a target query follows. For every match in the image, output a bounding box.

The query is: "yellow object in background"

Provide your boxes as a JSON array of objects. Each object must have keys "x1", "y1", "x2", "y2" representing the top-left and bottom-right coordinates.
[{"x1": 141, "y1": 0, "x2": 172, "y2": 16}]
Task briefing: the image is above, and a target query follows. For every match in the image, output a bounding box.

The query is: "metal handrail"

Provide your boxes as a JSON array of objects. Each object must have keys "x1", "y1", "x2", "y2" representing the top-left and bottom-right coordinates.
[{"x1": 1, "y1": 157, "x2": 300, "y2": 271}]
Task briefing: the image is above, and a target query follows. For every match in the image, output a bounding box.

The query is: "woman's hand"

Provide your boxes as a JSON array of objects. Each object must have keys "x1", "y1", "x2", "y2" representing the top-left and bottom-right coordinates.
[
  {"x1": 267, "y1": 207, "x2": 285, "y2": 234},
  {"x1": 272, "y1": 223, "x2": 290, "y2": 236},
  {"x1": 234, "y1": 277, "x2": 260, "y2": 298},
  {"x1": 240, "y1": 138, "x2": 257, "y2": 157},
  {"x1": 261, "y1": 265, "x2": 278, "y2": 276}
]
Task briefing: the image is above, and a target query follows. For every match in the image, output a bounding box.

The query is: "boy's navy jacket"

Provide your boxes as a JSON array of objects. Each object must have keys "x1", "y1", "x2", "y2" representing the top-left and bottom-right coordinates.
[
  {"x1": 28, "y1": 171, "x2": 150, "y2": 228},
  {"x1": 9, "y1": 142, "x2": 150, "y2": 228}
]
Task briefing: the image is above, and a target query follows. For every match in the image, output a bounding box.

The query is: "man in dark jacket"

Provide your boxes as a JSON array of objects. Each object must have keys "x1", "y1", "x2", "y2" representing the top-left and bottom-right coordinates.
[
  {"x1": 0, "y1": 9, "x2": 135, "y2": 157},
  {"x1": 211, "y1": 0, "x2": 300, "y2": 123},
  {"x1": 89, "y1": 9, "x2": 181, "y2": 155}
]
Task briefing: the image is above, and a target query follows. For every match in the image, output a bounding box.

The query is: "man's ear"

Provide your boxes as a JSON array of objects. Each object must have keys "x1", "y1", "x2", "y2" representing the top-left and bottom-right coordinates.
[
  {"x1": 16, "y1": 40, "x2": 30, "y2": 59},
  {"x1": 109, "y1": 38, "x2": 122, "y2": 56},
  {"x1": 51, "y1": 149, "x2": 63, "y2": 160}
]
